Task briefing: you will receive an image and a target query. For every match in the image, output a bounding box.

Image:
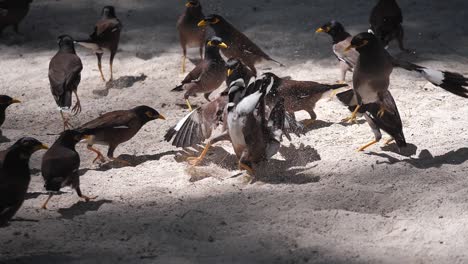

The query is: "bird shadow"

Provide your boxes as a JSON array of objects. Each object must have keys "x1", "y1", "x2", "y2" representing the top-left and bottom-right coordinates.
[
  {"x1": 24, "y1": 192, "x2": 45, "y2": 200},
  {"x1": 57, "y1": 199, "x2": 113, "y2": 220},
  {"x1": 337, "y1": 119, "x2": 367, "y2": 127},
  {"x1": 86, "y1": 150, "x2": 178, "y2": 172},
  {"x1": 0, "y1": 134, "x2": 11, "y2": 143},
  {"x1": 92, "y1": 74, "x2": 147, "y2": 96},
  {"x1": 254, "y1": 143, "x2": 322, "y2": 184},
  {"x1": 300, "y1": 119, "x2": 335, "y2": 134},
  {"x1": 368, "y1": 147, "x2": 468, "y2": 169},
  {"x1": 174, "y1": 145, "x2": 238, "y2": 171}
]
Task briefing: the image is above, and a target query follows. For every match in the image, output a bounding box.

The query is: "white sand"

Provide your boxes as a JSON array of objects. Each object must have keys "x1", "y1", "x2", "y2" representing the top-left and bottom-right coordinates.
[{"x1": 1, "y1": 0, "x2": 468, "y2": 263}]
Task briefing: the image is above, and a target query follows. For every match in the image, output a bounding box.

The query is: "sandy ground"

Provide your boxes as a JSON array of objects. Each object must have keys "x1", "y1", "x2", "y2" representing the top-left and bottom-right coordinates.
[{"x1": 1, "y1": 0, "x2": 468, "y2": 263}]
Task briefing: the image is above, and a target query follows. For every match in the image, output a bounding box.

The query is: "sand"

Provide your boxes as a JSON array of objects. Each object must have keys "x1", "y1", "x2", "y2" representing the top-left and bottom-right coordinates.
[{"x1": 0, "y1": 0, "x2": 468, "y2": 263}]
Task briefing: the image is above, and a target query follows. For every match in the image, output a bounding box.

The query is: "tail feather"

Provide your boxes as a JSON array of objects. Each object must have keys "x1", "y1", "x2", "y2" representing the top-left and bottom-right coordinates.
[
  {"x1": 268, "y1": 57, "x2": 285, "y2": 67},
  {"x1": 172, "y1": 85, "x2": 184, "y2": 92},
  {"x1": 392, "y1": 58, "x2": 468, "y2": 98}
]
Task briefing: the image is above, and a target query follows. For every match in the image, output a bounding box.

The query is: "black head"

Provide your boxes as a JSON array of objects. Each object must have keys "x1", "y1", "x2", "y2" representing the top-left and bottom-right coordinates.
[
  {"x1": 56, "y1": 130, "x2": 89, "y2": 147},
  {"x1": 0, "y1": 95, "x2": 20, "y2": 108},
  {"x1": 132, "y1": 105, "x2": 165, "y2": 123},
  {"x1": 10, "y1": 137, "x2": 48, "y2": 157},
  {"x1": 227, "y1": 78, "x2": 247, "y2": 108},
  {"x1": 206, "y1": 36, "x2": 228, "y2": 49},
  {"x1": 226, "y1": 58, "x2": 241, "y2": 77},
  {"x1": 198, "y1": 14, "x2": 224, "y2": 27},
  {"x1": 185, "y1": 0, "x2": 201, "y2": 8},
  {"x1": 316, "y1": 21, "x2": 345, "y2": 35},
  {"x1": 102, "y1": 6, "x2": 116, "y2": 18},
  {"x1": 346, "y1": 32, "x2": 381, "y2": 53},
  {"x1": 57, "y1": 35, "x2": 75, "y2": 49}
]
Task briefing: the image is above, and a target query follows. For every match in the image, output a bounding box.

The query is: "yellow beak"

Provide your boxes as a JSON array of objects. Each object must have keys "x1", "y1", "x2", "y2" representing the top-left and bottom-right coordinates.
[
  {"x1": 218, "y1": 42, "x2": 228, "y2": 49},
  {"x1": 11, "y1": 99, "x2": 21, "y2": 104},
  {"x1": 315, "y1": 28, "x2": 325, "y2": 33},
  {"x1": 344, "y1": 44, "x2": 355, "y2": 52},
  {"x1": 227, "y1": 69, "x2": 233, "y2": 77},
  {"x1": 82, "y1": 135, "x2": 92, "y2": 141},
  {"x1": 197, "y1": 20, "x2": 207, "y2": 27},
  {"x1": 158, "y1": 114, "x2": 166, "y2": 120},
  {"x1": 38, "y1": 144, "x2": 49, "y2": 150},
  {"x1": 185, "y1": 2, "x2": 193, "y2": 7}
]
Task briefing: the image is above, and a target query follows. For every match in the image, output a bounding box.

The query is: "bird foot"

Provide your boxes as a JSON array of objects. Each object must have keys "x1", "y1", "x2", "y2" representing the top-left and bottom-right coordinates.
[
  {"x1": 336, "y1": 80, "x2": 347, "y2": 84},
  {"x1": 357, "y1": 140, "x2": 379, "y2": 152},
  {"x1": 80, "y1": 195, "x2": 98, "y2": 202},
  {"x1": 384, "y1": 138, "x2": 394, "y2": 146},
  {"x1": 187, "y1": 156, "x2": 203, "y2": 166},
  {"x1": 71, "y1": 103, "x2": 81, "y2": 116},
  {"x1": 342, "y1": 115, "x2": 357, "y2": 124},
  {"x1": 93, "y1": 155, "x2": 106, "y2": 163}
]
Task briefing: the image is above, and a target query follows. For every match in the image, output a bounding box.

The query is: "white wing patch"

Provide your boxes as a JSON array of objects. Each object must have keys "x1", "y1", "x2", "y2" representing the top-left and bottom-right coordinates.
[{"x1": 421, "y1": 68, "x2": 444, "y2": 86}]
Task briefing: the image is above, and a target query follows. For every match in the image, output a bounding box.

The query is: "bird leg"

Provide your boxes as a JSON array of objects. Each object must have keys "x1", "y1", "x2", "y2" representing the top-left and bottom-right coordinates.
[
  {"x1": 187, "y1": 142, "x2": 212, "y2": 166},
  {"x1": 60, "y1": 110, "x2": 72, "y2": 131},
  {"x1": 96, "y1": 53, "x2": 106, "y2": 82},
  {"x1": 87, "y1": 145, "x2": 106, "y2": 163},
  {"x1": 377, "y1": 105, "x2": 386, "y2": 118},
  {"x1": 76, "y1": 187, "x2": 98, "y2": 202},
  {"x1": 239, "y1": 162, "x2": 255, "y2": 184},
  {"x1": 357, "y1": 140, "x2": 379, "y2": 152},
  {"x1": 342, "y1": 105, "x2": 361, "y2": 123},
  {"x1": 71, "y1": 90, "x2": 82, "y2": 115},
  {"x1": 384, "y1": 138, "x2": 394, "y2": 146},
  {"x1": 109, "y1": 52, "x2": 115, "y2": 81},
  {"x1": 182, "y1": 51, "x2": 187, "y2": 73},
  {"x1": 41, "y1": 194, "x2": 54, "y2": 209},
  {"x1": 186, "y1": 99, "x2": 193, "y2": 112}
]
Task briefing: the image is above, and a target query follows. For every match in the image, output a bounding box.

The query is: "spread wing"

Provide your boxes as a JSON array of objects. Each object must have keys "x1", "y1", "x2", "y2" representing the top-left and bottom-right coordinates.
[
  {"x1": 333, "y1": 37, "x2": 358, "y2": 68},
  {"x1": 181, "y1": 60, "x2": 208, "y2": 84}
]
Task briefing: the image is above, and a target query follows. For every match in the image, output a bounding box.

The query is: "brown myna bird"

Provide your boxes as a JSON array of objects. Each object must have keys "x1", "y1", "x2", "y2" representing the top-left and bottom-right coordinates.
[
  {"x1": 164, "y1": 91, "x2": 229, "y2": 166},
  {"x1": 369, "y1": 0, "x2": 408, "y2": 51},
  {"x1": 0, "y1": 95, "x2": 20, "y2": 131},
  {"x1": 49, "y1": 35, "x2": 83, "y2": 130},
  {"x1": 337, "y1": 89, "x2": 406, "y2": 151},
  {"x1": 198, "y1": 14, "x2": 283, "y2": 75},
  {"x1": 0, "y1": 0, "x2": 32, "y2": 36},
  {"x1": 172, "y1": 36, "x2": 228, "y2": 111},
  {"x1": 177, "y1": 0, "x2": 206, "y2": 73},
  {"x1": 41, "y1": 130, "x2": 94, "y2": 209},
  {"x1": 316, "y1": 21, "x2": 358, "y2": 83},
  {"x1": 78, "y1": 105, "x2": 165, "y2": 164},
  {"x1": 0, "y1": 137, "x2": 48, "y2": 227},
  {"x1": 262, "y1": 72, "x2": 348, "y2": 126},
  {"x1": 75, "y1": 6, "x2": 122, "y2": 82},
  {"x1": 227, "y1": 74, "x2": 286, "y2": 181},
  {"x1": 343, "y1": 32, "x2": 467, "y2": 149}
]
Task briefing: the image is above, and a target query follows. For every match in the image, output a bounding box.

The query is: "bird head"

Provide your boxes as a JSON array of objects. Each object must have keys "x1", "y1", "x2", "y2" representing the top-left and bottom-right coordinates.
[
  {"x1": 133, "y1": 105, "x2": 166, "y2": 123},
  {"x1": 185, "y1": 0, "x2": 200, "y2": 8},
  {"x1": 57, "y1": 130, "x2": 91, "y2": 147},
  {"x1": 316, "y1": 20, "x2": 346, "y2": 36},
  {"x1": 226, "y1": 58, "x2": 242, "y2": 77},
  {"x1": 198, "y1": 14, "x2": 223, "y2": 27},
  {"x1": 206, "y1": 36, "x2": 228, "y2": 49},
  {"x1": 11, "y1": 137, "x2": 48, "y2": 157},
  {"x1": 345, "y1": 32, "x2": 379, "y2": 53},
  {"x1": 0, "y1": 95, "x2": 20, "y2": 108},
  {"x1": 102, "y1": 6, "x2": 117, "y2": 18},
  {"x1": 57, "y1": 35, "x2": 75, "y2": 50}
]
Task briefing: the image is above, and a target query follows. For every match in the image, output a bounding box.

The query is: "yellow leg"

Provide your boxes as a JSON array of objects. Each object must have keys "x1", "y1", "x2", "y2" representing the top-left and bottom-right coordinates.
[
  {"x1": 110, "y1": 61, "x2": 114, "y2": 81},
  {"x1": 186, "y1": 99, "x2": 193, "y2": 112},
  {"x1": 41, "y1": 194, "x2": 53, "y2": 209},
  {"x1": 187, "y1": 142, "x2": 212, "y2": 166},
  {"x1": 384, "y1": 138, "x2": 394, "y2": 146},
  {"x1": 80, "y1": 194, "x2": 98, "y2": 202},
  {"x1": 239, "y1": 162, "x2": 254, "y2": 175},
  {"x1": 87, "y1": 145, "x2": 106, "y2": 163},
  {"x1": 343, "y1": 105, "x2": 361, "y2": 123},
  {"x1": 330, "y1": 89, "x2": 340, "y2": 99},
  {"x1": 357, "y1": 140, "x2": 379, "y2": 152}
]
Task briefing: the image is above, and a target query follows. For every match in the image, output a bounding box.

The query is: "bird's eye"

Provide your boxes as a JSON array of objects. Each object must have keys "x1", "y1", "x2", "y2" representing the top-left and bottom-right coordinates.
[
  {"x1": 145, "y1": 111, "x2": 154, "y2": 118},
  {"x1": 212, "y1": 17, "x2": 220, "y2": 24}
]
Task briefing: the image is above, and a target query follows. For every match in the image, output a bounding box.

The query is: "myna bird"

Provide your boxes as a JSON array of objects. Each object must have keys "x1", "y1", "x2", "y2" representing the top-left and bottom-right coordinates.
[
  {"x1": 49, "y1": 35, "x2": 83, "y2": 130},
  {"x1": 343, "y1": 32, "x2": 467, "y2": 148},
  {"x1": 78, "y1": 105, "x2": 165, "y2": 164},
  {"x1": 369, "y1": 0, "x2": 408, "y2": 52},
  {"x1": 0, "y1": 95, "x2": 20, "y2": 130},
  {"x1": 177, "y1": 0, "x2": 206, "y2": 73},
  {"x1": 318, "y1": 24, "x2": 468, "y2": 98},
  {"x1": 0, "y1": 137, "x2": 47, "y2": 227},
  {"x1": 164, "y1": 91, "x2": 230, "y2": 166},
  {"x1": 198, "y1": 14, "x2": 283, "y2": 75},
  {"x1": 172, "y1": 36, "x2": 228, "y2": 111},
  {"x1": 226, "y1": 58, "x2": 256, "y2": 87},
  {"x1": 316, "y1": 21, "x2": 359, "y2": 83},
  {"x1": 262, "y1": 72, "x2": 348, "y2": 126},
  {"x1": 41, "y1": 130, "x2": 95, "y2": 209},
  {"x1": 337, "y1": 89, "x2": 406, "y2": 151},
  {"x1": 227, "y1": 75, "x2": 286, "y2": 180},
  {"x1": 0, "y1": 0, "x2": 32, "y2": 36},
  {"x1": 75, "y1": 6, "x2": 122, "y2": 82}
]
